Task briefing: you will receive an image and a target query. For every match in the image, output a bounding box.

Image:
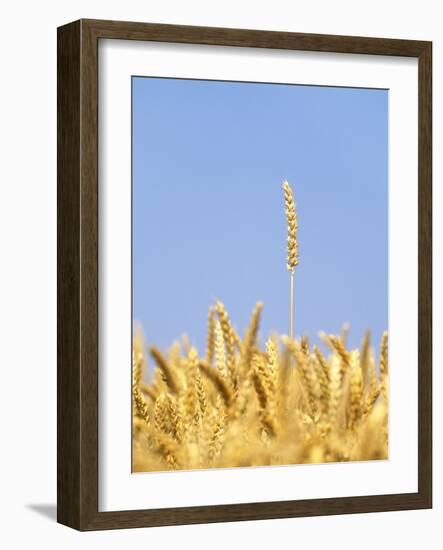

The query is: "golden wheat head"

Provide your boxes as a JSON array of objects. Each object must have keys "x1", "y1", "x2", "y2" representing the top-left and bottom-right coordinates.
[{"x1": 282, "y1": 180, "x2": 299, "y2": 272}]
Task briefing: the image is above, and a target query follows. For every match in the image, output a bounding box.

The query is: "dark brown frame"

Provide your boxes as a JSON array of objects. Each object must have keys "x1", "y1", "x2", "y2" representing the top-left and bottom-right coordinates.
[{"x1": 57, "y1": 18, "x2": 432, "y2": 531}]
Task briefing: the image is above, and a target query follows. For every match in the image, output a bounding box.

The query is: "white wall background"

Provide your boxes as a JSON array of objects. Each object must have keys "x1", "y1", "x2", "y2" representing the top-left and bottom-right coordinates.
[{"x1": 0, "y1": 0, "x2": 440, "y2": 547}]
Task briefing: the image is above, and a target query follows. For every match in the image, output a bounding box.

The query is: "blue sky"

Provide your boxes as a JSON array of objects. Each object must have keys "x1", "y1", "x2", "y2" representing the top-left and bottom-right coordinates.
[{"x1": 132, "y1": 77, "x2": 388, "y2": 353}]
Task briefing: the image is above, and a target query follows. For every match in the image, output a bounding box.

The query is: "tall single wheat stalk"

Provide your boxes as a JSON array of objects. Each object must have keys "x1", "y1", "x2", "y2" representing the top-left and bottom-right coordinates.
[{"x1": 282, "y1": 180, "x2": 299, "y2": 340}]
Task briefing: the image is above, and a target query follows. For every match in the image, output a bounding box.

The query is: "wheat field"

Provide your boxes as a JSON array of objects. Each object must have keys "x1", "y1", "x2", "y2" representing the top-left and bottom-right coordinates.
[
  {"x1": 132, "y1": 304, "x2": 388, "y2": 472},
  {"x1": 132, "y1": 181, "x2": 388, "y2": 472}
]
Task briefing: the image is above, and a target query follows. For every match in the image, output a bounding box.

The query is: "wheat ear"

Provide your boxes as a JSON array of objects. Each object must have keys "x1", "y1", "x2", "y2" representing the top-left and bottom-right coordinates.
[
  {"x1": 149, "y1": 346, "x2": 180, "y2": 395},
  {"x1": 282, "y1": 180, "x2": 298, "y2": 340},
  {"x1": 215, "y1": 301, "x2": 237, "y2": 388},
  {"x1": 242, "y1": 301, "x2": 263, "y2": 373},
  {"x1": 206, "y1": 306, "x2": 215, "y2": 366},
  {"x1": 380, "y1": 331, "x2": 388, "y2": 402},
  {"x1": 199, "y1": 360, "x2": 233, "y2": 406}
]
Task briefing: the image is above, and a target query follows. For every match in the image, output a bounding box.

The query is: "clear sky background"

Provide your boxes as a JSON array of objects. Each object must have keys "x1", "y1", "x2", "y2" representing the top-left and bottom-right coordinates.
[{"x1": 132, "y1": 77, "x2": 388, "y2": 353}]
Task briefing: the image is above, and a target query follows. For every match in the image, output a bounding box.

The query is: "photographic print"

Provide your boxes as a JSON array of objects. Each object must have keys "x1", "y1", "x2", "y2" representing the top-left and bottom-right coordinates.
[
  {"x1": 131, "y1": 76, "x2": 389, "y2": 473},
  {"x1": 58, "y1": 20, "x2": 432, "y2": 529}
]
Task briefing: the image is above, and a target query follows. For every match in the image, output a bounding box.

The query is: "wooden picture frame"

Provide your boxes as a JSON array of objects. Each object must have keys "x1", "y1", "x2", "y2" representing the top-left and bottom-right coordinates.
[{"x1": 57, "y1": 18, "x2": 432, "y2": 530}]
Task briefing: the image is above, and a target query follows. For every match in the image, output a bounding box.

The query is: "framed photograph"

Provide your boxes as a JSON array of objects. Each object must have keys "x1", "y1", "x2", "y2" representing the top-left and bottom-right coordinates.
[{"x1": 57, "y1": 19, "x2": 432, "y2": 530}]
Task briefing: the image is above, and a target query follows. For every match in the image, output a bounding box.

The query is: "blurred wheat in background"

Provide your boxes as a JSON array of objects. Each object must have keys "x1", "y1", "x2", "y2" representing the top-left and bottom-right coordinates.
[{"x1": 132, "y1": 181, "x2": 388, "y2": 472}]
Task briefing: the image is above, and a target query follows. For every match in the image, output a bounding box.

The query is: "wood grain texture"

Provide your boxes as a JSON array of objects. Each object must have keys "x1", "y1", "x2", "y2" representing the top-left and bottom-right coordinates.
[
  {"x1": 84, "y1": 18, "x2": 429, "y2": 56},
  {"x1": 417, "y1": 42, "x2": 432, "y2": 506},
  {"x1": 57, "y1": 19, "x2": 432, "y2": 531},
  {"x1": 57, "y1": 20, "x2": 81, "y2": 528}
]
